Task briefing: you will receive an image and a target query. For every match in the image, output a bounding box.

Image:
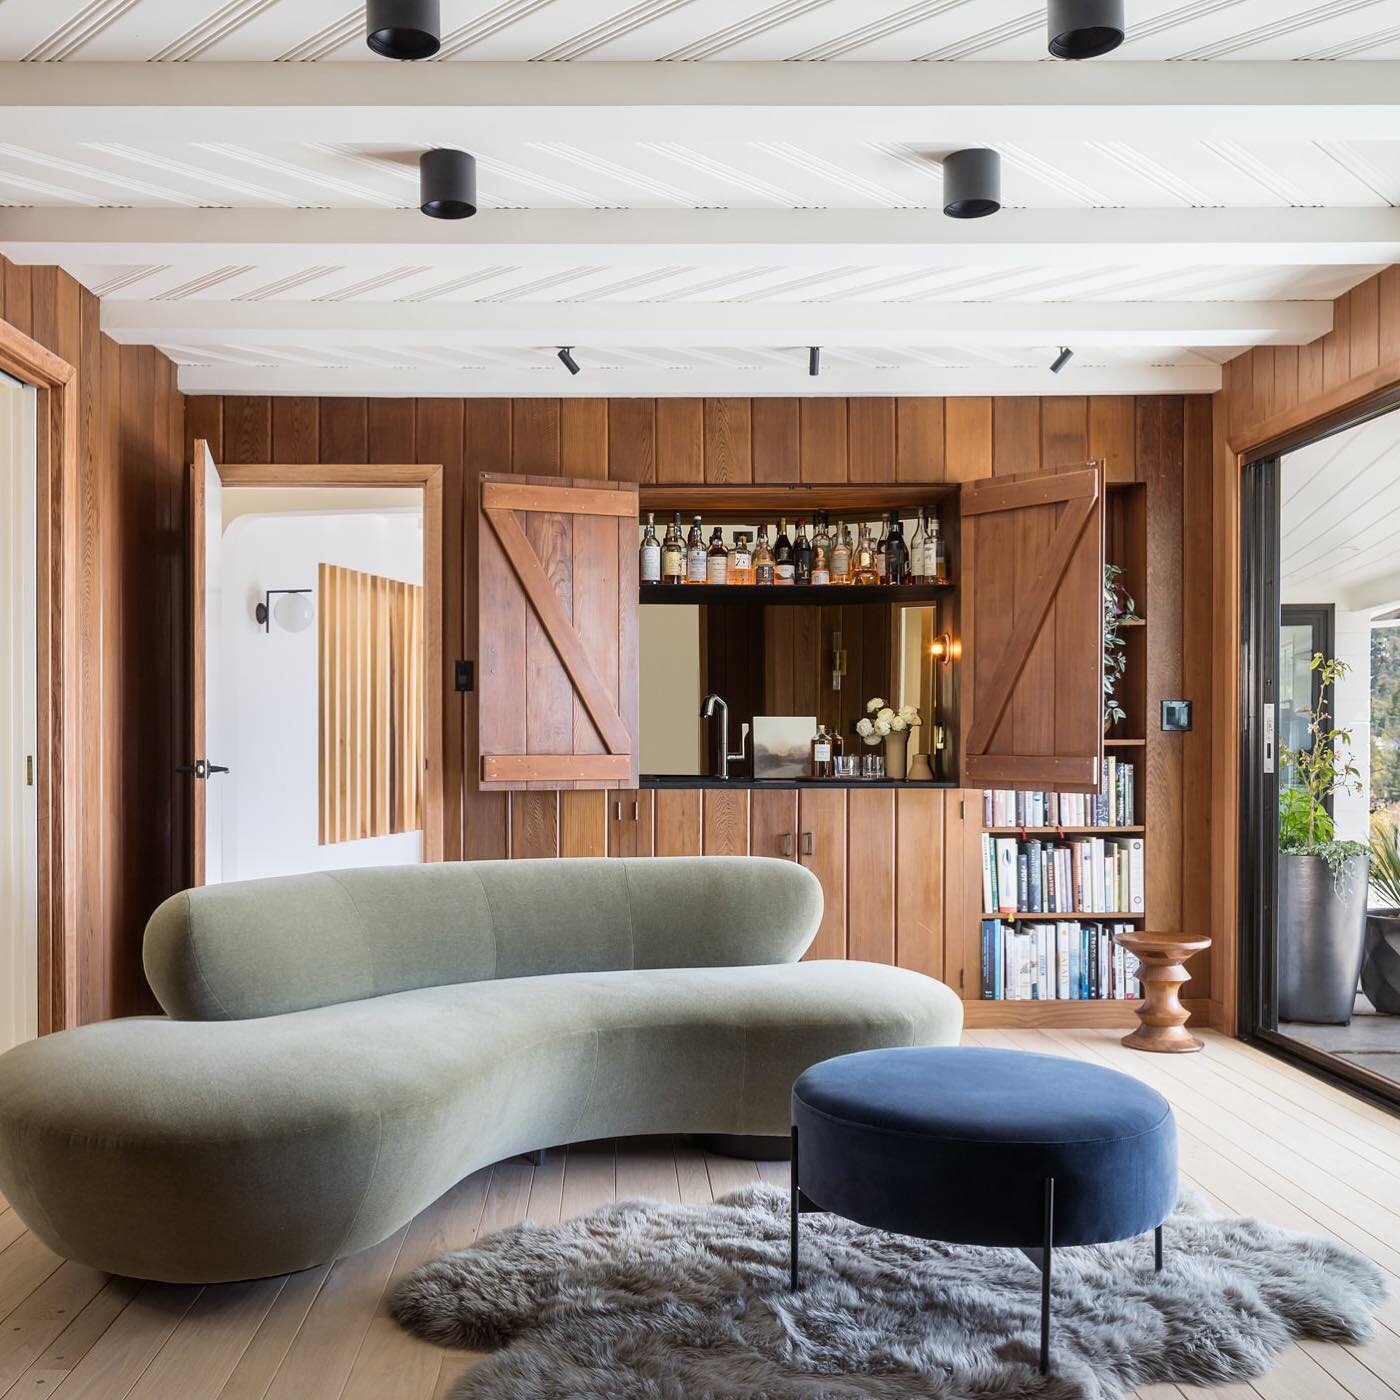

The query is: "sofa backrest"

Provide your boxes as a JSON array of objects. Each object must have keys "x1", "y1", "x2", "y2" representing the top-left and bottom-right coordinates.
[{"x1": 144, "y1": 856, "x2": 823, "y2": 1020}]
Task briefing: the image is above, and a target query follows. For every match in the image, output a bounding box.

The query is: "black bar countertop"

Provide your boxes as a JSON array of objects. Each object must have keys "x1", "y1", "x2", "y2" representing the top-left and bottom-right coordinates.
[{"x1": 641, "y1": 775, "x2": 956, "y2": 790}]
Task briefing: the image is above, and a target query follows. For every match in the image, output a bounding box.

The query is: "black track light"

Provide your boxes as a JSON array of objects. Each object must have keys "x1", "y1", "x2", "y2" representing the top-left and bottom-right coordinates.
[
  {"x1": 1050, "y1": 347, "x2": 1074, "y2": 375},
  {"x1": 809, "y1": 346, "x2": 821, "y2": 377},
  {"x1": 558, "y1": 347, "x2": 581, "y2": 376},
  {"x1": 1047, "y1": 0, "x2": 1125, "y2": 59},
  {"x1": 419, "y1": 149, "x2": 477, "y2": 220},
  {"x1": 942, "y1": 148, "x2": 1001, "y2": 220},
  {"x1": 367, "y1": 0, "x2": 441, "y2": 60}
]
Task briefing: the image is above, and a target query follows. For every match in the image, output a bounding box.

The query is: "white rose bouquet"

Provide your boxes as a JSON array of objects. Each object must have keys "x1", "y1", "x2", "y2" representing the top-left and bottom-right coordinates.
[{"x1": 856, "y1": 697, "x2": 921, "y2": 746}]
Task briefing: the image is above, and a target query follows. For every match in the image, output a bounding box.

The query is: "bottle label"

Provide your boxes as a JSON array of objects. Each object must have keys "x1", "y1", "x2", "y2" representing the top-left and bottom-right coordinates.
[
  {"x1": 662, "y1": 551, "x2": 683, "y2": 579},
  {"x1": 688, "y1": 551, "x2": 707, "y2": 583},
  {"x1": 775, "y1": 563, "x2": 795, "y2": 583},
  {"x1": 756, "y1": 563, "x2": 774, "y2": 585},
  {"x1": 640, "y1": 544, "x2": 661, "y2": 583},
  {"x1": 706, "y1": 556, "x2": 727, "y2": 585},
  {"x1": 875, "y1": 555, "x2": 887, "y2": 581},
  {"x1": 812, "y1": 567, "x2": 830, "y2": 586},
  {"x1": 814, "y1": 742, "x2": 831, "y2": 762}
]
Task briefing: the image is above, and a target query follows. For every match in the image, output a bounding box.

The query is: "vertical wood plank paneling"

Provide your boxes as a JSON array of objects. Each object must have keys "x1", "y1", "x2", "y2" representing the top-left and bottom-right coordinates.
[
  {"x1": 750, "y1": 789, "x2": 797, "y2": 861},
  {"x1": 1254, "y1": 346, "x2": 1278, "y2": 424},
  {"x1": 561, "y1": 791, "x2": 607, "y2": 856},
  {"x1": 654, "y1": 399, "x2": 704, "y2": 484},
  {"x1": 1297, "y1": 336, "x2": 1326, "y2": 404},
  {"x1": 751, "y1": 399, "x2": 801, "y2": 483},
  {"x1": 653, "y1": 788, "x2": 701, "y2": 855},
  {"x1": 512, "y1": 399, "x2": 561, "y2": 475},
  {"x1": 572, "y1": 508, "x2": 618, "y2": 772},
  {"x1": 848, "y1": 397, "x2": 895, "y2": 482},
  {"x1": 223, "y1": 397, "x2": 272, "y2": 463},
  {"x1": 702, "y1": 788, "x2": 750, "y2": 855},
  {"x1": 799, "y1": 399, "x2": 848, "y2": 483},
  {"x1": 320, "y1": 398, "x2": 368, "y2": 463},
  {"x1": 368, "y1": 398, "x2": 416, "y2": 465},
  {"x1": 510, "y1": 792, "x2": 560, "y2": 857},
  {"x1": 992, "y1": 397, "x2": 1041, "y2": 476},
  {"x1": 895, "y1": 398, "x2": 945, "y2": 482},
  {"x1": 561, "y1": 399, "x2": 608, "y2": 480},
  {"x1": 607, "y1": 399, "x2": 656, "y2": 483},
  {"x1": 185, "y1": 396, "x2": 224, "y2": 465},
  {"x1": 799, "y1": 788, "x2": 846, "y2": 960},
  {"x1": 1040, "y1": 396, "x2": 1089, "y2": 469},
  {"x1": 1272, "y1": 345, "x2": 1299, "y2": 412},
  {"x1": 703, "y1": 398, "x2": 752, "y2": 483},
  {"x1": 3, "y1": 260, "x2": 32, "y2": 334},
  {"x1": 943, "y1": 398, "x2": 992, "y2": 481},
  {"x1": 1379, "y1": 266, "x2": 1400, "y2": 366},
  {"x1": 846, "y1": 788, "x2": 894, "y2": 964},
  {"x1": 466, "y1": 400, "x2": 513, "y2": 473},
  {"x1": 1349, "y1": 278, "x2": 1381, "y2": 376},
  {"x1": 895, "y1": 788, "x2": 943, "y2": 979},
  {"x1": 523, "y1": 508, "x2": 572, "y2": 788},
  {"x1": 1323, "y1": 294, "x2": 1352, "y2": 392},
  {"x1": 272, "y1": 398, "x2": 320, "y2": 464},
  {"x1": 1089, "y1": 396, "x2": 1136, "y2": 483},
  {"x1": 607, "y1": 789, "x2": 654, "y2": 856}
]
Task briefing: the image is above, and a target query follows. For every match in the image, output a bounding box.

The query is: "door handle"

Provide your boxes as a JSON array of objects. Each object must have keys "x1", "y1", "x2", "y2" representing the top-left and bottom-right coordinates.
[
  {"x1": 632, "y1": 800, "x2": 639, "y2": 821},
  {"x1": 615, "y1": 801, "x2": 623, "y2": 821},
  {"x1": 802, "y1": 832, "x2": 814, "y2": 857},
  {"x1": 781, "y1": 832, "x2": 795, "y2": 857},
  {"x1": 207, "y1": 763, "x2": 230, "y2": 776}
]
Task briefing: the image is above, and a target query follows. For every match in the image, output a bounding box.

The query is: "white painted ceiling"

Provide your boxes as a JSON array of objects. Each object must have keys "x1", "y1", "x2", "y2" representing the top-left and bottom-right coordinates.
[
  {"x1": 1, "y1": 1, "x2": 1399, "y2": 395},
  {"x1": 1283, "y1": 406, "x2": 1400, "y2": 613}
]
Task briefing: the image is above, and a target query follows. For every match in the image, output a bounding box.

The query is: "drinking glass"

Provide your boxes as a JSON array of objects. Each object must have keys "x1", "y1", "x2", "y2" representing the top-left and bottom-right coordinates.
[{"x1": 862, "y1": 753, "x2": 885, "y2": 780}]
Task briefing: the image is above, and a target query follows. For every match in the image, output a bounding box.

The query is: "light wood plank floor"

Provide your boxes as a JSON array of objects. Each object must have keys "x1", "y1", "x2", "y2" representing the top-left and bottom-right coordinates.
[{"x1": 1, "y1": 1029, "x2": 1397, "y2": 1399}]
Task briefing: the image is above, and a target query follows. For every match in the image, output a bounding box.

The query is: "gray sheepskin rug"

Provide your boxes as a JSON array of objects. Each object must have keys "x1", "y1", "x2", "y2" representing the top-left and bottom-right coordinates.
[{"x1": 390, "y1": 1182, "x2": 1386, "y2": 1399}]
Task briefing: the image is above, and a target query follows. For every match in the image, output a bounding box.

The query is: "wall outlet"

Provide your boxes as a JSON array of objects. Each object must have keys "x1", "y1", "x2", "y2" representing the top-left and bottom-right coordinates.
[{"x1": 1161, "y1": 699, "x2": 1192, "y2": 732}]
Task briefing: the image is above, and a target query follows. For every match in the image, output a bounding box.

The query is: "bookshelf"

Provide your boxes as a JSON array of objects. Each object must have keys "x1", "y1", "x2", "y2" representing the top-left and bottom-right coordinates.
[{"x1": 966, "y1": 480, "x2": 1149, "y2": 1027}]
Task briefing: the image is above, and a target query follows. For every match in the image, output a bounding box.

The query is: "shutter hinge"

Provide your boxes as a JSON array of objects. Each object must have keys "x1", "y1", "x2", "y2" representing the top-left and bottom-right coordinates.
[{"x1": 455, "y1": 660, "x2": 474, "y2": 693}]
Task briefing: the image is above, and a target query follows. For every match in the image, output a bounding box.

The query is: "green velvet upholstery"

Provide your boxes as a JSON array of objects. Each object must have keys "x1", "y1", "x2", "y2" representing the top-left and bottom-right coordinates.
[{"x1": 0, "y1": 857, "x2": 962, "y2": 1283}]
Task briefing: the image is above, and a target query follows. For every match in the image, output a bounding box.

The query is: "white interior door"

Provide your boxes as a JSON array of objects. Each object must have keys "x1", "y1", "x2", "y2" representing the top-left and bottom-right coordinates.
[
  {"x1": 188, "y1": 440, "x2": 226, "y2": 886},
  {"x1": 0, "y1": 371, "x2": 37, "y2": 1049}
]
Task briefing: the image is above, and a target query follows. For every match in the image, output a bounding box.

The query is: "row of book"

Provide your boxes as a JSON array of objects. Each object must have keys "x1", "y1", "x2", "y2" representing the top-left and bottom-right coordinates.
[
  {"x1": 981, "y1": 833, "x2": 1145, "y2": 915},
  {"x1": 983, "y1": 759, "x2": 1136, "y2": 830},
  {"x1": 981, "y1": 921, "x2": 1141, "y2": 1001}
]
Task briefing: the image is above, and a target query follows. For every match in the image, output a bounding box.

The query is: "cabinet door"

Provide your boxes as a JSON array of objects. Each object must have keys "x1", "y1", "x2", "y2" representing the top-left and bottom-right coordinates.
[
  {"x1": 477, "y1": 472, "x2": 639, "y2": 790},
  {"x1": 960, "y1": 464, "x2": 1104, "y2": 792},
  {"x1": 798, "y1": 788, "x2": 846, "y2": 961},
  {"x1": 751, "y1": 788, "x2": 798, "y2": 861},
  {"x1": 607, "y1": 790, "x2": 653, "y2": 857}
]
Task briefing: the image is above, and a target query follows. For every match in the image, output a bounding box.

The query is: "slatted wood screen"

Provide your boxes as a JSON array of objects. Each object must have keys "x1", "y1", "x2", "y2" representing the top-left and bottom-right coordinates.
[{"x1": 318, "y1": 563, "x2": 424, "y2": 844}]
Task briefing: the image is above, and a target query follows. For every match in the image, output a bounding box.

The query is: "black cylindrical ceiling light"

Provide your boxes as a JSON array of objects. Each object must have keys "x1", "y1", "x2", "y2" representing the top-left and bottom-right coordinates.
[
  {"x1": 367, "y1": 0, "x2": 441, "y2": 59},
  {"x1": 1047, "y1": 0, "x2": 1125, "y2": 59},
  {"x1": 809, "y1": 346, "x2": 821, "y2": 377},
  {"x1": 942, "y1": 148, "x2": 1000, "y2": 219},
  {"x1": 420, "y1": 149, "x2": 477, "y2": 220}
]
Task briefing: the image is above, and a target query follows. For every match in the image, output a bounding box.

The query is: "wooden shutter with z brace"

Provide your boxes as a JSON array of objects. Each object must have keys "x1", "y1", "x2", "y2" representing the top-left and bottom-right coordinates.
[
  {"x1": 477, "y1": 473, "x2": 639, "y2": 790},
  {"x1": 960, "y1": 464, "x2": 1105, "y2": 793}
]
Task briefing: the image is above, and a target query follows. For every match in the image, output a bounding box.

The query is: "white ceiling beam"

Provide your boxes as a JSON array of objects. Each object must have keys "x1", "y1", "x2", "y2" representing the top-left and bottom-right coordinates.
[
  {"x1": 102, "y1": 300, "x2": 1329, "y2": 350},
  {"x1": 8, "y1": 207, "x2": 1399, "y2": 271},
  {"x1": 175, "y1": 363, "x2": 1222, "y2": 399},
  {"x1": 1, "y1": 62, "x2": 1397, "y2": 143}
]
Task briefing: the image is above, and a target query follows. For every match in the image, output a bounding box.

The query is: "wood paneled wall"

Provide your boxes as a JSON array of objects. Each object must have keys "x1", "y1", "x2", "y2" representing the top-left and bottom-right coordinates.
[
  {"x1": 1211, "y1": 265, "x2": 1400, "y2": 1033},
  {"x1": 190, "y1": 390, "x2": 1210, "y2": 1007},
  {"x1": 0, "y1": 253, "x2": 188, "y2": 1023}
]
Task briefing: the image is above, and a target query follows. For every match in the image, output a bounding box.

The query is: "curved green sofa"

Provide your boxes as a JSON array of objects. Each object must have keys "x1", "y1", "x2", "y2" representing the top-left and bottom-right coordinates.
[{"x1": 0, "y1": 857, "x2": 962, "y2": 1283}]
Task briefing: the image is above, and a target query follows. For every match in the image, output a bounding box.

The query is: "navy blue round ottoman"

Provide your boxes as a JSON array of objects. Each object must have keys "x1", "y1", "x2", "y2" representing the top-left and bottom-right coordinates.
[{"x1": 790, "y1": 1046, "x2": 1178, "y2": 1374}]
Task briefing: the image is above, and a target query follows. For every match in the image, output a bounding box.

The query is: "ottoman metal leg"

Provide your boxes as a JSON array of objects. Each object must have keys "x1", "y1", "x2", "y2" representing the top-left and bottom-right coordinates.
[
  {"x1": 1040, "y1": 1177, "x2": 1054, "y2": 1375},
  {"x1": 789, "y1": 1124, "x2": 800, "y2": 1292},
  {"x1": 1155, "y1": 1224, "x2": 1163, "y2": 1272}
]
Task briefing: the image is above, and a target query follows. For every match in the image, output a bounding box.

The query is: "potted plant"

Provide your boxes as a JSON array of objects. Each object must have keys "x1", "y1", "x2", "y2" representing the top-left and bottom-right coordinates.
[
  {"x1": 1103, "y1": 563, "x2": 1139, "y2": 735},
  {"x1": 1362, "y1": 816, "x2": 1400, "y2": 1015},
  {"x1": 855, "y1": 698, "x2": 920, "y2": 780},
  {"x1": 1277, "y1": 654, "x2": 1370, "y2": 1025}
]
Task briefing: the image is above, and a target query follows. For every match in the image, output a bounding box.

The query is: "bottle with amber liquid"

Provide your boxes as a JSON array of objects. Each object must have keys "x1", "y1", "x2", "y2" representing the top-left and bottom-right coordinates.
[
  {"x1": 729, "y1": 531, "x2": 754, "y2": 585},
  {"x1": 639, "y1": 512, "x2": 661, "y2": 585},
  {"x1": 909, "y1": 509, "x2": 928, "y2": 584},
  {"x1": 811, "y1": 513, "x2": 832, "y2": 585},
  {"x1": 753, "y1": 525, "x2": 775, "y2": 585},
  {"x1": 661, "y1": 513, "x2": 685, "y2": 585},
  {"x1": 830, "y1": 524, "x2": 852, "y2": 584},
  {"x1": 686, "y1": 515, "x2": 707, "y2": 584},
  {"x1": 793, "y1": 518, "x2": 813, "y2": 585},
  {"x1": 874, "y1": 515, "x2": 891, "y2": 582},
  {"x1": 706, "y1": 527, "x2": 729, "y2": 585},
  {"x1": 853, "y1": 524, "x2": 878, "y2": 584},
  {"x1": 810, "y1": 723, "x2": 834, "y2": 779},
  {"x1": 773, "y1": 518, "x2": 795, "y2": 585}
]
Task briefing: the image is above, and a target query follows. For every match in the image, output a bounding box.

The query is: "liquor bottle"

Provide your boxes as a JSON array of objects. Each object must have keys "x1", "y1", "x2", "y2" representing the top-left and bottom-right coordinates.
[
  {"x1": 639, "y1": 512, "x2": 661, "y2": 585},
  {"x1": 793, "y1": 518, "x2": 813, "y2": 585},
  {"x1": 706, "y1": 527, "x2": 729, "y2": 585},
  {"x1": 686, "y1": 515, "x2": 707, "y2": 584},
  {"x1": 773, "y1": 517, "x2": 795, "y2": 585},
  {"x1": 753, "y1": 525, "x2": 776, "y2": 585},
  {"x1": 811, "y1": 513, "x2": 832, "y2": 586},
  {"x1": 729, "y1": 531, "x2": 754, "y2": 586},
  {"x1": 874, "y1": 516, "x2": 891, "y2": 582},
  {"x1": 830, "y1": 525, "x2": 852, "y2": 584},
  {"x1": 810, "y1": 723, "x2": 834, "y2": 779},
  {"x1": 853, "y1": 524, "x2": 878, "y2": 585},
  {"x1": 925, "y1": 513, "x2": 947, "y2": 582},
  {"x1": 661, "y1": 513, "x2": 685, "y2": 585},
  {"x1": 887, "y1": 515, "x2": 908, "y2": 585},
  {"x1": 909, "y1": 509, "x2": 927, "y2": 584}
]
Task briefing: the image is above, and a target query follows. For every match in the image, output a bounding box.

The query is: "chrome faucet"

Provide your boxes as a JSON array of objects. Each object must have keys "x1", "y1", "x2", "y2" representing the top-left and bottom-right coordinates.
[{"x1": 700, "y1": 693, "x2": 750, "y2": 781}]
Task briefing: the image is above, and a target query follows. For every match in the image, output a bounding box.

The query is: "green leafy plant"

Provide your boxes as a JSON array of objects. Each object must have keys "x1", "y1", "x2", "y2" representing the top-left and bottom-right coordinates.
[
  {"x1": 1103, "y1": 563, "x2": 1139, "y2": 732},
  {"x1": 1369, "y1": 815, "x2": 1400, "y2": 910},
  {"x1": 1278, "y1": 652, "x2": 1368, "y2": 878}
]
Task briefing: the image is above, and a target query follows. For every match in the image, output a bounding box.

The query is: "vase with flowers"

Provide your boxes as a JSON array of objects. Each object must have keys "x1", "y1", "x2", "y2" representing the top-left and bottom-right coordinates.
[{"x1": 856, "y1": 698, "x2": 921, "y2": 780}]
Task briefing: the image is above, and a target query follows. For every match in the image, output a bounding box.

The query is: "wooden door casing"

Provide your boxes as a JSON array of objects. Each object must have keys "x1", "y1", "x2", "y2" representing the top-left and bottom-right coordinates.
[
  {"x1": 477, "y1": 473, "x2": 639, "y2": 790},
  {"x1": 960, "y1": 464, "x2": 1105, "y2": 792}
]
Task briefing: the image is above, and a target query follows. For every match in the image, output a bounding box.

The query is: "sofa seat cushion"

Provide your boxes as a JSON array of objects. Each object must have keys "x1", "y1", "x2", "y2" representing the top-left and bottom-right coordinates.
[{"x1": 0, "y1": 961, "x2": 961, "y2": 1283}]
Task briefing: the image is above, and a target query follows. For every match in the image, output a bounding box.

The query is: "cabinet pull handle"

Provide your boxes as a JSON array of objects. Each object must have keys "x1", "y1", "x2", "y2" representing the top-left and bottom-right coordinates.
[
  {"x1": 802, "y1": 832, "x2": 814, "y2": 856},
  {"x1": 614, "y1": 801, "x2": 622, "y2": 821},
  {"x1": 632, "y1": 801, "x2": 639, "y2": 821},
  {"x1": 781, "y1": 832, "x2": 795, "y2": 857}
]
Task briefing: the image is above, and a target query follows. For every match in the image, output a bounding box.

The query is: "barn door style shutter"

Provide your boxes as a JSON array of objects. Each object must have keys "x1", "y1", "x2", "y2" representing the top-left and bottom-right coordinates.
[
  {"x1": 960, "y1": 464, "x2": 1105, "y2": 793},
  {"x1": 477, "y1": 473, "x2": 640, "y2": 790}
]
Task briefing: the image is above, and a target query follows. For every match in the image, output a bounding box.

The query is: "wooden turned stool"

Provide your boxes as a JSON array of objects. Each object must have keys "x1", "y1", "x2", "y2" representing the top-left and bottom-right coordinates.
[{"x1": 1113, "y1": 932, "x2": 1212, "y2": 1054}]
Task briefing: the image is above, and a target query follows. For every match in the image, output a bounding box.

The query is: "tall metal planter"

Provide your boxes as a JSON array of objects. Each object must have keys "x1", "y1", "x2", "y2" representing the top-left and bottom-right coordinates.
[
  {"x1": 1361, "y1": 912, "x2": 1400, "y2": 1015},
  {"x1": 1278, "y1": 853, "x2": 1369, "y2": 1025}
]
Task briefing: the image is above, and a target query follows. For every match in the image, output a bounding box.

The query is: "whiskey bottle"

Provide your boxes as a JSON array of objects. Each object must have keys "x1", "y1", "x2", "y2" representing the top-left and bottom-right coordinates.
[
  {"x1": 729, "y1": 531, "x2": 754, "y2": 586},
  {"x1": 686, "y1": 515, "x2": 707, "y2": 584},
  {"x1": 810, "y1": 723, "x2": 834, "y2": 779},
  {"x1": 887, "y1": 516, "x2": 908, "y2": 585},
  {"x1": 853, "y1": 524, "x2": 878, "y2": 585},
  {"x1": 753, "y1": 525, "x2": 776, "y2": 585},
  {"x1": 793, "y1": 518, "x2": 813, "y2": 585},
  {"x1": 909, "y1": 508, "x2": 927, "y2": 584},
  {"x1": 874, "y1": 515, "x2": 891, "y2": 583},
  {"x1": 925, "y1": 513, "x2": 947, "y2": 582},
  {"x1": 830, "y1": 524, "x2": 852, "y2": 584},
  {"x1": 661, "y1": 513, "x2": 685, "y2": 585},
  {"x1": 639, "y1": 512, "x2": 661, "y2": 585},
  {"x1": 706, "y1": 527, "x2": 729, "y2": 585},
  {"x1": 811, "y1": 512, "x2": 832, "y2": 586},
  {"x1": 773, "y1": 517, "x2": 795, "y2": 585}
]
